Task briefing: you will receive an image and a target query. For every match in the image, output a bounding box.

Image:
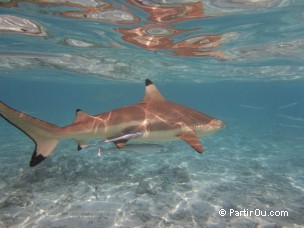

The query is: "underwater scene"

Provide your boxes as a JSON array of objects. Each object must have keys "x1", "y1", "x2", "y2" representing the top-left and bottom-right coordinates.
[{"x1": 0, "y1": 0, "x2": 304, "y2": 227}]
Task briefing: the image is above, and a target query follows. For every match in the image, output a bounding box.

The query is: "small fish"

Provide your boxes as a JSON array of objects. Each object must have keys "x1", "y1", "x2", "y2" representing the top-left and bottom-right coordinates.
[
  {"x1": 97, "y1": 148, "x2": 103, "y2": 157},
  {"x1": 96, "y1": 143, "x2": 165, "y2": 153},
  {"x1": 104, "y1": 132, "x2": 144, "y2": 143},
  {"x1": 119, "y1": 143, "x2": 164, "y2": 153},
  {"x1": 82, "y1": 132, "x2": 143, "y2": 150}
]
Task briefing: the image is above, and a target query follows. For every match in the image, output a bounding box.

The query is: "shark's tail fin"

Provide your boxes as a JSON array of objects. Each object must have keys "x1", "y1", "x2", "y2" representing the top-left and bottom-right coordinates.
[{"x1": 0, "y1": 101, "x2": 62, "y2": 167}]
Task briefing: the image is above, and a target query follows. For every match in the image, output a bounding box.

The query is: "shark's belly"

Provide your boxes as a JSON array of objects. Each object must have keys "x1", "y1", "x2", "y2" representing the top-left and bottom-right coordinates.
[
  {"x1": 104, "y1": 124, "x2": 181, "y2": 142},
  {"x1": 138, "y1": 129, "x2": 181, "y2": 142}
]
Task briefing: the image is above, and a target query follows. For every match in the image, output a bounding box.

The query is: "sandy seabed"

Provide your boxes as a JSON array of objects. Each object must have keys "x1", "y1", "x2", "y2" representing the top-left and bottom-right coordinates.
[{"x1": 0, "y1": 119, "x2": 303, "y2": 228}]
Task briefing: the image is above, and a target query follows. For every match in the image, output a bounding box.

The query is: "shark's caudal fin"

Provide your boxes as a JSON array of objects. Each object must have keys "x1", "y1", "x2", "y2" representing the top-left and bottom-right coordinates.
[{"x1": 0, "y1": 101, "x2": 62, "y2": 167}]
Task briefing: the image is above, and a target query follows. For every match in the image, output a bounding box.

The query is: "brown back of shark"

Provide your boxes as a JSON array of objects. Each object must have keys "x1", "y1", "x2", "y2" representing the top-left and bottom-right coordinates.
[{"x1": 0, "y1": 79, "x2": 225, "y2": 167}]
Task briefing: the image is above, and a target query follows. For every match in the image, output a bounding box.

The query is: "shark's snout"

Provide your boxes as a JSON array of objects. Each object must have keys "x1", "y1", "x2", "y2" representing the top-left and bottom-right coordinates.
[{"x1": 210, "y1": 119, "x2": 225, "y2": 130}]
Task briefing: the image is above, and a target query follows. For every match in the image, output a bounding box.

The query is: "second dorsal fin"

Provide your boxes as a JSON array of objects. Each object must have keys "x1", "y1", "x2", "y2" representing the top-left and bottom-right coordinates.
[
  {"x1": 74, "y1": 109, "x2": 90, "y2": 123},
  {"x1": 141, "y1": 79, "x2": 165, "y2": 103}
]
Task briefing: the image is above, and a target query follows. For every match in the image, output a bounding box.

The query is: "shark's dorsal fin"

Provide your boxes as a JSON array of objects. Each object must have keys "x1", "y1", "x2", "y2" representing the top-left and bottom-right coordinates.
[
  {"x1": 141, "y1": 79, "x2": 165, "y2": 103},
  {"x1": 74, "y1": 109, "x2": 90, "y2": 123}
]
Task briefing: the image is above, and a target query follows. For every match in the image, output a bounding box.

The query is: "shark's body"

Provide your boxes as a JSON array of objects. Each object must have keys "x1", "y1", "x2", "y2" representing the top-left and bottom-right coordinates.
[{"x1": 0, "y1": 79, "x2": 225, "y2": 167}]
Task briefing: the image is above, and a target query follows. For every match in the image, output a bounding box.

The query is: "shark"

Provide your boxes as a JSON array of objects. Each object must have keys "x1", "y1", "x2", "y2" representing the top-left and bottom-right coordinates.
[{"x1": 0, "y1": 79, "x2": 225, "y2": 167}]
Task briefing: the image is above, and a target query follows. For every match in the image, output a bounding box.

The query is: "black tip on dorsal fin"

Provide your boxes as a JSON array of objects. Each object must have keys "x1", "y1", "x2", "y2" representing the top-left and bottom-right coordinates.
[
  {"x1": 74, "y1": 109, "x2": 90, "y2": 124},
  {"x1": 145, "y1": 79, "x2": 153, "y2": 86},
  {"x1": 142, "y1": 78, "x2": 165, "y2": 103}
]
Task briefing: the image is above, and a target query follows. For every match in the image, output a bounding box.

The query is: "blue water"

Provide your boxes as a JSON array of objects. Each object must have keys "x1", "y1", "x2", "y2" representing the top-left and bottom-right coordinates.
[{"x1": 1, "y1": 1, "x2": 304, "y2": 227}]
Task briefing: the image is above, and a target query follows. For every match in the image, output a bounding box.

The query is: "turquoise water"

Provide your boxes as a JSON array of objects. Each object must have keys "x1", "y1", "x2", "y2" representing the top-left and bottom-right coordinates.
[{"x1": 1, "y1": 1, "x2": 304, "y2": 227}]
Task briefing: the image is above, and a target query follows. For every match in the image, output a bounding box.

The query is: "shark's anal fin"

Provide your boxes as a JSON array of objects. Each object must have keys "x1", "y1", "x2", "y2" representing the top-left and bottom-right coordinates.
[
  {"x1": 178, "y1": 131, "x2": 204, "y2": 153},
  {"x1": 113, "y1": 140, "x2": 128, "y2": 149},
  {"x1": 76, "y1": 139, "x2": 89, "y2": 151}
]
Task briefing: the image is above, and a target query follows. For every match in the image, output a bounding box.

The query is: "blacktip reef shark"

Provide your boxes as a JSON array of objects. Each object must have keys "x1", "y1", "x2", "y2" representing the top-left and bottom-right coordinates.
[{"x1": 0, "y1": 79, "x2": 225, "y2": 167}]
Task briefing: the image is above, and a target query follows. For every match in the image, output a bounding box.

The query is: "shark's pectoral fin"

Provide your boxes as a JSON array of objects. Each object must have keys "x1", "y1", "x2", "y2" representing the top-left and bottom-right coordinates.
[
  {"x1": 178, "y1": 131, "x2": 204, "y2": 153},
  {"x1": 113, "y1": 139, "x2": 128, "y2": 149}
]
